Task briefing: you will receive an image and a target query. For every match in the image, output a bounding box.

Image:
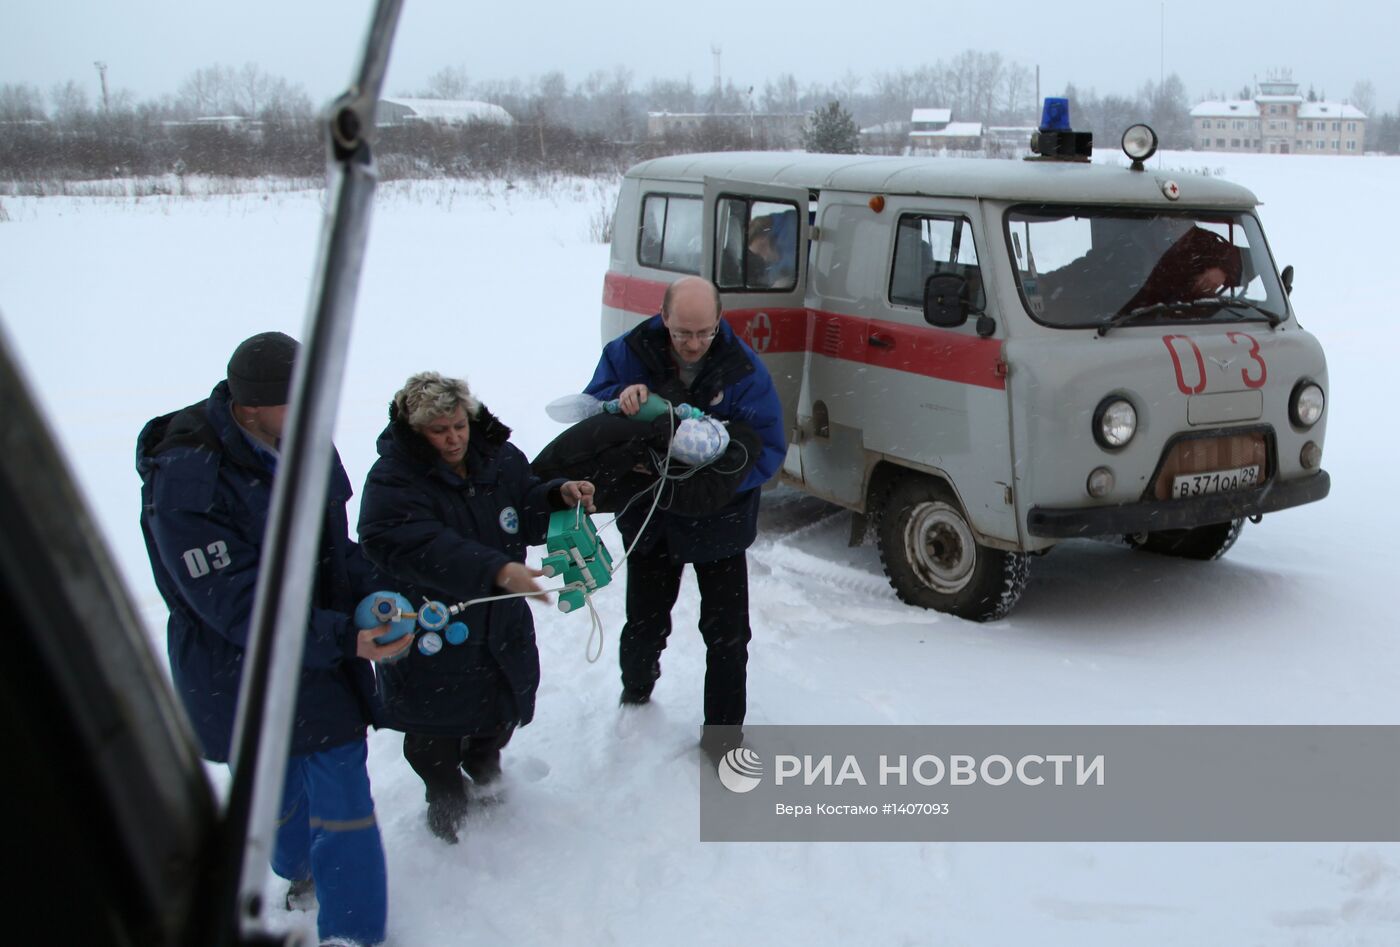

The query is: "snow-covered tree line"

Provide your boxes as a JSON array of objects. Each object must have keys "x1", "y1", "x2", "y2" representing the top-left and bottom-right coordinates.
[{"x1": 3, "y1": 57, "x2": 1396, "y2": 186}]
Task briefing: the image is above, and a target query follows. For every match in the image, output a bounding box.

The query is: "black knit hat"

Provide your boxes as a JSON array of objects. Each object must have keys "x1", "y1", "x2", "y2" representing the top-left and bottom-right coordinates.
[{"x1": 227, "y1": 331, "x2": 300, "y2": 407}]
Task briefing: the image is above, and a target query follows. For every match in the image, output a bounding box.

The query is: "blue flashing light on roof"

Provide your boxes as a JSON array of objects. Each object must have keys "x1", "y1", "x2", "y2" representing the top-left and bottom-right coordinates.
[
  {"x1": 1039, "y1": 97, "x2": 1072, "y2": 132},
  {"x1": 1029, "y1": 97, "x2": 1093, "y2": 162}
]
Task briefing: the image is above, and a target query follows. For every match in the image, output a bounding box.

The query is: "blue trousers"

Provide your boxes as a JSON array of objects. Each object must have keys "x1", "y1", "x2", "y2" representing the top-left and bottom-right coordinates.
[{"x1": 272, "y1": 739, "x2": 388, "y2": 945}]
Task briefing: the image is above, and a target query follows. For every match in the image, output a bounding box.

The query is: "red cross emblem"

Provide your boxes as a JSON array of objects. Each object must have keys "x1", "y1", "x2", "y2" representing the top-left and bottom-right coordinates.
[
  {"x1": 748, "y1": 312, "x2": 773, "y2": 353},
  {"x1": 1162, "y1": 180, "x2": 1181, "y2": 200}
]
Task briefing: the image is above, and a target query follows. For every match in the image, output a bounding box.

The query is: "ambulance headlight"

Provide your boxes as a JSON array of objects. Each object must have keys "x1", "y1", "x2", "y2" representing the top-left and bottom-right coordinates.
[
  {"x1": 1121, "y1": 124, "x2": 1158, "y2": 163},
  {"x1": 1094, "y1": 397, "x2": 1137, "y2": 449},
  {"x1": 1290, "y1": 381, "x2": 1324, "y2": 428}
]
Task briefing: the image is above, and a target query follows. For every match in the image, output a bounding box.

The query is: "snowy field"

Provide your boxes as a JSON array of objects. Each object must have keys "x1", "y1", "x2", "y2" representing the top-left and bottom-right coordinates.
[{"x1": 2, "y1": 149, "x2": 1399, "y2": 945}]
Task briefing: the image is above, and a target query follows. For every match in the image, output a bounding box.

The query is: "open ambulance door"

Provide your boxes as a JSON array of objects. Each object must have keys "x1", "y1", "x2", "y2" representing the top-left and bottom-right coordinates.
[{"x1": 701, "y1": 177, "x2": 810, "y2": 464}]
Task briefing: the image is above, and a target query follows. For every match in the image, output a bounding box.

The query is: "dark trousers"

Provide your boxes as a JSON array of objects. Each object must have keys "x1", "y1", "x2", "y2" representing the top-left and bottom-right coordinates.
[
  {"x1": 620, "y1": 545, "x2": 751, "y2": 726},
  {"x1": 403, "y1": 726, "x2": 514, "y2": 803}
]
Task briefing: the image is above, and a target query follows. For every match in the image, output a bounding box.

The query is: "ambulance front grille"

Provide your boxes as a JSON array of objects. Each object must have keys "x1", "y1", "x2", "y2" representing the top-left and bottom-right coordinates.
[{"x1": 1149, "y1": 431, "x2": 1269, "y2": 501}]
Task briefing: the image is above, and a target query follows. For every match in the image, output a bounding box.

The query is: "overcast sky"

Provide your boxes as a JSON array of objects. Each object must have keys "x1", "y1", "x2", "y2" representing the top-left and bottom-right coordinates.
[{"x1": 6, "y1": 0, "x2": 1396, "y2": 113}]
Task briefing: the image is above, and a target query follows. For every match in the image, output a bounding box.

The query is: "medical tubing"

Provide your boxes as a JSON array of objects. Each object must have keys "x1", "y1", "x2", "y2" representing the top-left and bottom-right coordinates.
[
  {"x1": 444, "y1": 403, "x2": 739, "y2": 664},
  {"x1": 436, "y1": 575, "x2": 606, "y2": 664}
]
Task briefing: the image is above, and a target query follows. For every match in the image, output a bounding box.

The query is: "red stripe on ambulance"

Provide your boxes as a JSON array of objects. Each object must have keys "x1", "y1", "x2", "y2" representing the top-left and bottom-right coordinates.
[
  {"x1": 603, "y1": 274, "x2": 1005, "y2": 391},
  {"x1": 602, "y1": 271, "x2": 667, "y2": 314}
]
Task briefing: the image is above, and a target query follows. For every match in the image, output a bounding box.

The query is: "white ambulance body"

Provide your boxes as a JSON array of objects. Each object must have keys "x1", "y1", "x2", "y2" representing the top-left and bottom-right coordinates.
[{"x1": 600, "y1": 148, "x2": 1329, "y2": 620}]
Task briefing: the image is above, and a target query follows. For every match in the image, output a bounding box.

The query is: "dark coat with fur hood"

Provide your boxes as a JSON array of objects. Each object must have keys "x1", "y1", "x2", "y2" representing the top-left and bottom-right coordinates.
[{"x1": 357, "y1": 401, "x2": 567, "y2": 736}]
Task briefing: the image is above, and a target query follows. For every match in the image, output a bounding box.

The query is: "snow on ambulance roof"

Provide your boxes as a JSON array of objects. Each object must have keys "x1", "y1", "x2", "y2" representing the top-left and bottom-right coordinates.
[{"x1": 624, "y1": 152, "x2": 1260, "y2": 208}]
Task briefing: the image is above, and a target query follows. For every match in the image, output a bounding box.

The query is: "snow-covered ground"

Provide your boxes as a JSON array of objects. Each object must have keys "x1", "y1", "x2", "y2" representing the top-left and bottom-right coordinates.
[{"x1": 2, "y1": 150, "x2": 1398, "y2": 945}]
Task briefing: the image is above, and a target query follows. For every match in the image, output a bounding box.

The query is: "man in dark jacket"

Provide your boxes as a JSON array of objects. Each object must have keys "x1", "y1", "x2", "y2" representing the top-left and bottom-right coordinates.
[
  {"x1": 584, "y1": 276, "x2": 785, "y2": 759},
  {"x1": 138, "y1": 331, "x2": 406, "y2": 947}
]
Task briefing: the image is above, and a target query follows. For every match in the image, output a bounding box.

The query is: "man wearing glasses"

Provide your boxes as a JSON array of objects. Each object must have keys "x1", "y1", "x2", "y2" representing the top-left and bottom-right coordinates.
[{"x1": 584, "y1": 276, "x2": 785, "y2": 761}]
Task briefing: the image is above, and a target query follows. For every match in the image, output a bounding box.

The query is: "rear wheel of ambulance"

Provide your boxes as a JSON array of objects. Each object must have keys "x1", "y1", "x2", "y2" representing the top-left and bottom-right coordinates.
[
  {"x1": 1125, "y1": 518, "x2": 1244, "y2": 561},
  {"x1": 876, "y1": 477, "x2": 1030, "y2": 622}
]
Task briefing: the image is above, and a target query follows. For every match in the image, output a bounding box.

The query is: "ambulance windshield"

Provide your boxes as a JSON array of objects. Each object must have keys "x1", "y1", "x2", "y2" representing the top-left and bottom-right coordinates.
[{"x1": 1006, "y1": 206, "x2": 1288, "y2": 329}]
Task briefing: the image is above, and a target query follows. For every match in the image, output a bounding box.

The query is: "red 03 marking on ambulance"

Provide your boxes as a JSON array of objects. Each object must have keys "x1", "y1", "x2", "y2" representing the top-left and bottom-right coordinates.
[
  {"x1": 1163, "y1": 332, "x2": 1268, "y2": 395},
  {"x1": 1227, "y1": 331, "x2": 1267, "y2": 389}
]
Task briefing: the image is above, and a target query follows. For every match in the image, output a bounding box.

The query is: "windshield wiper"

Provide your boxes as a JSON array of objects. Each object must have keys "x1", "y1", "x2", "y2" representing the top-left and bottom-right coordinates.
[
  {"x1": 1216, "y1": 296, "x2": 1283, "y2": 327},
  {"x1": 1096, "y1": 298, "x2": 1220, "y2": 336},
  {"x1": 1096, "y1": 296, "x2": 1281, "y2": 336}
]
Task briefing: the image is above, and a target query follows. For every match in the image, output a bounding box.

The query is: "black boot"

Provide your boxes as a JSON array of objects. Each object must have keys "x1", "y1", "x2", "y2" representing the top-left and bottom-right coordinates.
[
  {"x1": 463, "y1": 748, "x2": 503, "y2": 788},
  {"x1": 619, "y1": 685, "x2": 653, "y2": 706},
  {"x1": 700, "y1": 725, "x2": 745, "y2": 767},
  {"x1": 425, "y1": 793, "x2": 468, "y2": 844},
  {"x1": 284, "y1": 875, "x2": 316, "y2": 911}
]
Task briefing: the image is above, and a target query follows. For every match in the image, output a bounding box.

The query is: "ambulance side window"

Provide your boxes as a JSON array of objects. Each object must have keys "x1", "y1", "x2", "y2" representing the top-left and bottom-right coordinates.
[
  {"x1": 889, "y1": 215, "x2": 985, "y2": 313},
  {"x1": 813, "y1": 203, "x2": 886, "y2": 303},
  {"x1": 638, "y1": 194, "x2": 702, "y2": 275},
  {"x1": 715, "y1": 196, "x2": 799, "y2": 292}
]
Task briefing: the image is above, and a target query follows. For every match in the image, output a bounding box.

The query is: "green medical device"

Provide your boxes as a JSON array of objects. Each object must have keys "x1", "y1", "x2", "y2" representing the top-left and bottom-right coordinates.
[{"x1": 540, "y1": 509, "x2": 614, "y2": 613}]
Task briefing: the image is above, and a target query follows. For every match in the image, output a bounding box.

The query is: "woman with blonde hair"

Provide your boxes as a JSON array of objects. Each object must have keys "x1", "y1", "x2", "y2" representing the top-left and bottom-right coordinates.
[{"x1": 358, "y1": 371, "x2": 592, "y2": 843}]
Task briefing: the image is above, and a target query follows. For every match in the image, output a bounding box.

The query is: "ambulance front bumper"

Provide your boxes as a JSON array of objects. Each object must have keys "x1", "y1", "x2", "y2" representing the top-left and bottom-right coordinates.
[{"x1": 1026, "y1": 470, "x2": 1331, "y2": 539}]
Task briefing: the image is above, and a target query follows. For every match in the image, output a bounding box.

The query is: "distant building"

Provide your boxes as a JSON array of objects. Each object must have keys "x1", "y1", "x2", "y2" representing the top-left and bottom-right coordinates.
[
  {"x1": 985, "y1": 126, "x2": 1037, "y2": 154},
  {"x1": 1190, "y1": 78, "x2": 1364, "y2": 155},
  {"x1": 859, "y1": 119, "x2": 910, "y2": 155},
  {"x1": 159, "y1": 115, "x2": 265, "y2": 140},
  {"x1": 908, "y1": 108, "x2": 982, "y2": 153},
  {"x1": 910, "y1": 108, "x2": 953, "y2": 130},
  {"x1": 376, "y1": 97, "x2": 514, "y2": 127}
]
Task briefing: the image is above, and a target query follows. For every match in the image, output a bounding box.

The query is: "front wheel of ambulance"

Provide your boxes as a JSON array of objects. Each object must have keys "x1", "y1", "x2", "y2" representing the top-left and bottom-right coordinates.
[
  {"x1": 1125, "y1": 518, "x2": 1244, "y2": 561},
  {"x1": 877, "y1": 478, "x2": 1030, "y2": 622}
]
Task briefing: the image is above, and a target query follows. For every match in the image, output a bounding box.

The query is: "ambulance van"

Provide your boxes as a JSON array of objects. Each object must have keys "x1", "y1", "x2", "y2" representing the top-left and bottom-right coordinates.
[{"x1": 599, "y1": 125, "x2": 1330, "y2": 621}]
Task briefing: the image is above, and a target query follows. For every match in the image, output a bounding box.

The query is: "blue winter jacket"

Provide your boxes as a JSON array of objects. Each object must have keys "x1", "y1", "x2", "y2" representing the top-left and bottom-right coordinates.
[
  {"x1": 585, "y1": 314, "x2": 786, "y2": 562},
  {"x1": 136, "y1": 381, "x2": 380, "y2": 763},
  {"x1": 357, "y1": 404, "x2": 566, "y2": 737}
]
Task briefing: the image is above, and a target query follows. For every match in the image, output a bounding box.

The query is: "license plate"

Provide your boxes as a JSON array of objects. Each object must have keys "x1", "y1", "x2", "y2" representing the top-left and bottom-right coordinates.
[{"x1": 1172, "y1": 465, "x2": 1260, "y2": 499}]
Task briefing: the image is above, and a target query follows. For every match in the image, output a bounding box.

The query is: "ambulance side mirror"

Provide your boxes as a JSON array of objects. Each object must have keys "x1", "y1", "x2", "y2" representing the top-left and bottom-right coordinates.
[
  {"x1": 923, "y1": 273, "x2": 969, "y2": 328},
  {"x1": 1281, "y1": 264, "x2": 1294, "y2": 296}
]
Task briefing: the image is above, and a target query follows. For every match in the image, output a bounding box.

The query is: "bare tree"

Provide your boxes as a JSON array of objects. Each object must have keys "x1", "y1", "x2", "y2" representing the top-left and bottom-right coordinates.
[
  {"x1": 761, "y1": 73, "x2": 801, "y2": 115},
  {"x1": 909, "y1": 65, "x2": 944, "y2": 111},
  {"x1": 1348, "y1": 80, "x2": 1377, "y2": 149},
  {"x1": 872, "y1": 70, "x2": 914, "y2": 124},
  {"x1": 535, "y1": 71, "x2": 568, "y2": 122},
  {"x1": 49, "y1": 80, "x2": 91, "y2": 123},
  {"x1": 602, "y1": 66, "x2": 636, "y2": 142},
  {"x1": 1000, "y1": 64, "x2": 1033, "y2": 124},
  {"x1": 0, "y1": 83, "x2": 47, "y2": 122},
  {"x1": 645, "y1": 77, "x2": 699, "y2": 113},
  {"x1": 835, "y1": 69, "x2": 863, "y2": 106},
  {"x1": 178, "y1": 64, "x2": 236, "y2": 116},
  {"x1": 235, "y1": 63, "x2": 273, "y2": 117},
  {"x1": 422, "y1": 66, "x2": 470, "y2": 99},
  {"x1": 1141, "y1": 74, "x2": 1191, "y2": 148},
  {"x1": 1350, "y1": 80, "x2": 1375, "y2": 116}
]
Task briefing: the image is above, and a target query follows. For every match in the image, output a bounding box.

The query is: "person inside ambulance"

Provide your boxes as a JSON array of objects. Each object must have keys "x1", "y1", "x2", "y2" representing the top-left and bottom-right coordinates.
[
  {"x1": 746, "y1": 211, "x2": 797, "y2": 289},
  {"x1": 1036, "y1": 215, "x2": 1243, "y2": 322},
  {"x1": 1119, "y1": 219, "x2": 1244, "y2": 312}
]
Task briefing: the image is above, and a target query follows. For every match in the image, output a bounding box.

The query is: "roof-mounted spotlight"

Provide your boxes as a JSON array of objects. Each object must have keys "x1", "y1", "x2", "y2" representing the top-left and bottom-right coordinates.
[{"x1": 1121, "y1": 124, "x2": 1158, "y2": 169}]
